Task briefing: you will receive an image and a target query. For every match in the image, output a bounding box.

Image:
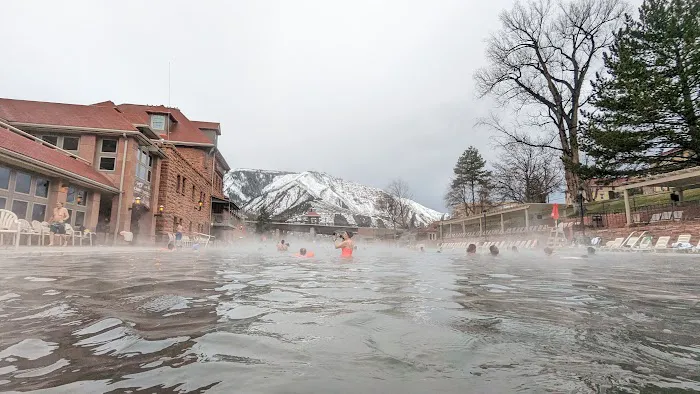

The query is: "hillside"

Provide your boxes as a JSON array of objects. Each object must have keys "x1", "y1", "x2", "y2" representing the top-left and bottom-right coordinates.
[{"x1": 224, "y1": 169, "x2": 444, "y2": 227}]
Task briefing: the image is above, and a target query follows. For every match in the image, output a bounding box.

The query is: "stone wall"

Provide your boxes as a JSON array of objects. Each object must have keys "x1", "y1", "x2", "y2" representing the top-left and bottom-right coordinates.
[
  {"x1": 156, "y1": 145, "x2": 212, "y2": 235},
  {"x1": 587, "y1": 221, "x2": 700, "y2": 243}
]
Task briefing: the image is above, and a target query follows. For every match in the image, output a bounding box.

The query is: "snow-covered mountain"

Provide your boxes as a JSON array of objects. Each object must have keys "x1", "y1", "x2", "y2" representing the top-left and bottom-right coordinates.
[{"x1": 224, "y1": 169, "x2": 444, "y2": 228}]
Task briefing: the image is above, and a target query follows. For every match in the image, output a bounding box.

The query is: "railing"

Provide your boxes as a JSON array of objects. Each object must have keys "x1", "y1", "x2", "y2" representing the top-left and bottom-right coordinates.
[
  {"x1": 571, "y1": 200, "x2": 700, "y2": 228},
  {"x1": 212, "y1": 213, "x2": 237, "y2": 227}
]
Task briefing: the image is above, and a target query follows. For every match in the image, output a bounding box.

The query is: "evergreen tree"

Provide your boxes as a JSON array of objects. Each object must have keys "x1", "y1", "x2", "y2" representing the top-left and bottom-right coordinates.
[
  {"x1": 445, "y1": 147, "x2": 489, "y2": 216},
  {"x1": 255, "y1": 206, "x2": 272, "y2": 234},
  {"x1": 583, "y1": 0, "x2": 700, "y2": 176}
]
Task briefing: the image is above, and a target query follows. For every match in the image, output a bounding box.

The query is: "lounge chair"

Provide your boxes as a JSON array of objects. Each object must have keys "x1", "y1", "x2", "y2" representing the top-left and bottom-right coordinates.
[
  {"x1": 633, "y1": 236, "x2": 654, "y2": 251},
  {"x1": 602, "y1": 238, "x2": 624, "y2": 250},
  {"x1": 649, "y1": 213, "x2": 661, "y2": 224},
  {"x1": 653, "y1": 236, "x2": 671, "y2": 252}
]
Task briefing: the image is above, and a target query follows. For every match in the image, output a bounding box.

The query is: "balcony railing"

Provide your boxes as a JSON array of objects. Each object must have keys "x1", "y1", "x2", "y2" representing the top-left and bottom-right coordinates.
[{"x1": 212, "y1": 212, "x2": 239, "y2": 227}]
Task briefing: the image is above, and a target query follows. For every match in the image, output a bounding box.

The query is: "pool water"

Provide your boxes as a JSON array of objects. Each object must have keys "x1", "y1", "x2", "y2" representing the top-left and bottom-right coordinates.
[{"x1": 0, "y1": 245, "x2": 698, "y2": 393}]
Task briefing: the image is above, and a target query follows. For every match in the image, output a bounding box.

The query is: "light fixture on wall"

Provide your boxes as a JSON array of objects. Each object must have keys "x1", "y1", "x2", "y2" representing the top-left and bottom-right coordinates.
[
  {"x1": 154, "y1": 204, "x2": 164, "y2": 217},
  {"x1": 197, "y1": 200, "x2": 203, "y2": 211},
  {"x1": 129, "y1": 196, "x2": 142, "y2": 211}
]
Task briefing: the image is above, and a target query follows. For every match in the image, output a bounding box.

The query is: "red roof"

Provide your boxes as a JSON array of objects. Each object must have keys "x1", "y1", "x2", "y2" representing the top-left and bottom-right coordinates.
[
  {"x1": 0, "y1": 98, "x2": 137, "y2": 131},
  {"x1": 115, "y1": 104, "x2": 213, "y2": 145},
  {"x1": 192, "y1": 121, "x2": 221, "y2": 135},
  {"x1": 305, "y1": 210, "x2": 320, "y2": 217},
  {"x1": 0, "y1": 126, "x2": 116, "y2": 190}
]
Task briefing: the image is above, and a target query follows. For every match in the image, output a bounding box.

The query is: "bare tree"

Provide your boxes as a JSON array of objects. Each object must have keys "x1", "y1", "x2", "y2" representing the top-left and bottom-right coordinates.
[
  {"x1": 475, "y1": 0, "x2": 627, "y2": 200},
  {"x1": 492, "y1": 140, "x2": 563, "y2": 203},
  {"x1": 377, "y1": 179, "x2": 413, "y2": 231},
  {"x1": 444, "y1": 178, "x2": 471, "y2": 218}
]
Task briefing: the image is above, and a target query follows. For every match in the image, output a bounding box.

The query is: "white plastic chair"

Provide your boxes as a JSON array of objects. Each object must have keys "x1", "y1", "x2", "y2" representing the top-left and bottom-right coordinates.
[
  {"x1": 0, "y1": 209, "x2": 20, "y2": 248},
  {"x1": 31, "y1": 220, "x2": 50, "y2": 246},
  {"x1": 18, "y1": 219, "x2": 41, "y2": 246},
  {"x1": 64, "y1": 223, "x2": 84, "y2": 246}
]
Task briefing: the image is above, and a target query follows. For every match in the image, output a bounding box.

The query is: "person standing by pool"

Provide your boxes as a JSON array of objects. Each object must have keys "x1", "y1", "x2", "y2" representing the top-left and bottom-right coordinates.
[
  {"x1": 48, "y1": 202, "x2": 70, "y2": 246},
  {"x1": 175, "y1": 221, "x2": 184, "y2": 249},
  {"x1": 334, "y1": 231, "x2": 354, "y2": 257}
]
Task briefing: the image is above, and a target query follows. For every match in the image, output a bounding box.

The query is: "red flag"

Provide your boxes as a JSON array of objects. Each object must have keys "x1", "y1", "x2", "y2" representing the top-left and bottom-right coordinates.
[{"x1": 551, "y1": 204, "x2": 560, "y2": 221}]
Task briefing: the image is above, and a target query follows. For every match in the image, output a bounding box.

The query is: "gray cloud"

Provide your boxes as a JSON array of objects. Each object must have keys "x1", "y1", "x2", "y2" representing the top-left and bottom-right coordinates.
[{"x1": 2, "y1": 0, "x2": 638, "y2": 211}]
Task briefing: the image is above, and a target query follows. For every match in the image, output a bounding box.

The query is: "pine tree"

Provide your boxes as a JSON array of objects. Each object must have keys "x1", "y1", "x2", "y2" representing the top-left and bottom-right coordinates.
[
  {"x1": 255, "y1": 206, "x2": 272, "y2": 234},
  {"x1": 445, "y1": 147, "x2": 489, "y2": 216},
  {"x1": 583, "y1": 0, "x2": 700, "y2": 176}
]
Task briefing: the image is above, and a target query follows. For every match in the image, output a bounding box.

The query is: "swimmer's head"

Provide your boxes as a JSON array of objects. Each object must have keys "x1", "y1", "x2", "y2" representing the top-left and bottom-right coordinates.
[
  {"x1": 587, "y1": 246, "x2": 595, "y2": 255},
  {"x1": 489, "y1": 245, "x2": 499, "y2": 256},
  {"x1": 467, "y1": 244, "x2": 477, "y2": 254},
  {"x1": 280, "y1": 240, "x2": 285, "y2": 244},
  {"x1": 544, "y1": 247, "x2": 554, "y2": 256},
  {"x1": 299, "y1": 248, "x2": 307, "y2": 256}
]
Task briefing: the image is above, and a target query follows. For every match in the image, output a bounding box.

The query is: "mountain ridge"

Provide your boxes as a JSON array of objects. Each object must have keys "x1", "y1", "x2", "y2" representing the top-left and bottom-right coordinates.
[{"x1": 224, "y1": 168, "x2": 443, "y2": 228}]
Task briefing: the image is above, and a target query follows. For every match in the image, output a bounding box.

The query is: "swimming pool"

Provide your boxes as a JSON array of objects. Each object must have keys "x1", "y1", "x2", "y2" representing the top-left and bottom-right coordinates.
[{"x1": 0, "y1": 245, "x2": 698, "y2": 392}]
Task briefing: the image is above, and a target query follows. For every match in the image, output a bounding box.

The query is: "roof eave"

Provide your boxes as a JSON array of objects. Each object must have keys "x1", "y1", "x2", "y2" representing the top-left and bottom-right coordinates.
[{"x1": 0, "y1": 148, "x2": 119, "y2": 193}]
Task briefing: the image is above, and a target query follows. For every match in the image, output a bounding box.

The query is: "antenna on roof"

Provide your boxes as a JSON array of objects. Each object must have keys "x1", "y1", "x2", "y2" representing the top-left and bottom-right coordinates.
[{"x1": 167, "y1": 61, "x2": 171, "y2": 141}]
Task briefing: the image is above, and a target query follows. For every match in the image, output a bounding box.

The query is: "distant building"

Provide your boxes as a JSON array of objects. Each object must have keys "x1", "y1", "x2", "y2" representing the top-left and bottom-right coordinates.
[
  {"x1": 304, "y1": 208, "x2": 320, "y2": 225},
  {"x1": 0, "y1": 97, "x2": 240, "y2": 244}
]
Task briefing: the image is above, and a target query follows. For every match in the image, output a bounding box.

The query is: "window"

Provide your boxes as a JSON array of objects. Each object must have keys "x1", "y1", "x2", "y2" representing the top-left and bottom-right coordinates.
[
  {"x1": 173, "y1": 216, "x2": 178, "y2": 230},
  {"x1": 192, "y1": 185, "x2": 196, "y2": 201},
  {"x1": 101, "y1": 139, "x2": 118, "y2": 153},
  {"x1": 66, "y1": 186, "x2": 87, "y2": 206},
  {"x1": 75, "y1": 212, "x2": 85, "y2": 228},
  {"x1": 0, "y1": 168, "x2": 51, "y2": 225},
  {"x1": 32, "y1": 204, "x2": 47, "y2": 221},
  {"x1": 150, "y1": 114, "x2": 166, "y2": 131},
  {"x1": 0, "y1": 166, "x2": 9, "y2": 190},
  {"x1": 189, "y1": 222, "x2": 192, "y2": 232},
  {"x1": 99, "y1": 158, "x2": 116, "y2": 171},
  {"x1": 11, "y1": 200, "x2": 28, "y2": 220},
  {"x1": 135, "y1": 149, "x2": 152, "y2": 182},
  {"x1": 98, "y1": 139, "x2": 118, "y2": 172},
  {"x1": 182, "y1": 178, "x2": 186, "y2": 196},
  {"x1": 64, "y1": 185, "x2": 88, "y2": 228},
  {"x1": 35, "y1": 178, "x2": 50, "y2": 198},
  {"x1": 39, "y1": 135, "x2": 79, "y2": 152},
  {"x1": 176, "y1": 175, "x2": 181, "y2": 193},
  {"x1": 15, "y1": 172, "x2": 31, "y2": 194},
  {"x1": 62, "y1": 137, "x2": 79, "y2": 151},
  {"x1": 42, "y1": 135, "x2": 58, "y2": 146}
]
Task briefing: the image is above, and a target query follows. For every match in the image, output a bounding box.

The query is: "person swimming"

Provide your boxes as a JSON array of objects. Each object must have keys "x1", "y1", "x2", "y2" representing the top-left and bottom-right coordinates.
[
  {"x1": 334, "y1": 231, "x2": 354, "y2": 257},
  {"x1": 467, "y1": 244, "x2": 477, "y2": 254},
  {"x1": 295, "y1": 248, "x2": 315, "y2": 258},
  {"x1": 277, "y1": 240, "x2": 288, "y2": 251}
]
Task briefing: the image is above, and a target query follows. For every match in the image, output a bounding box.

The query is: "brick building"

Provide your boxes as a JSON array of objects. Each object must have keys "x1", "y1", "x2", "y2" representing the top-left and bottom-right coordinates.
[{"x1": 0, "y1": 97, "x2": 240, "y2": 245}]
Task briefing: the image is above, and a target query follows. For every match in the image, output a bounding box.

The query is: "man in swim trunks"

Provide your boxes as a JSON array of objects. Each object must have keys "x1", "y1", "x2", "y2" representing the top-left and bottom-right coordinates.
[
  {"x1": 48, "y1": 202, "x2": 70, "y2": 246},
  {"x1": 334, "y1": 231, "x2": 354, "y2": 257}
]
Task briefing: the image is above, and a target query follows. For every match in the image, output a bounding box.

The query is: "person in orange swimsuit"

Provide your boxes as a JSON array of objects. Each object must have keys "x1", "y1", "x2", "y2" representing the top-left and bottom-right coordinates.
[
  {"x1": 334, "y1": 231, "x2": 354, "y2": 257},
  {"x1": 294, "y1": 248, "x2": 315, "y2": 258}
]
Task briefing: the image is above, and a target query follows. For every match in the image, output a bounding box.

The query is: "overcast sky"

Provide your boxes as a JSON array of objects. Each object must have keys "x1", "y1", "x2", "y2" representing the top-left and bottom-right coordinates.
[{"x1": 0, "y1": 0, "x2": 640, "y2": 212}]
